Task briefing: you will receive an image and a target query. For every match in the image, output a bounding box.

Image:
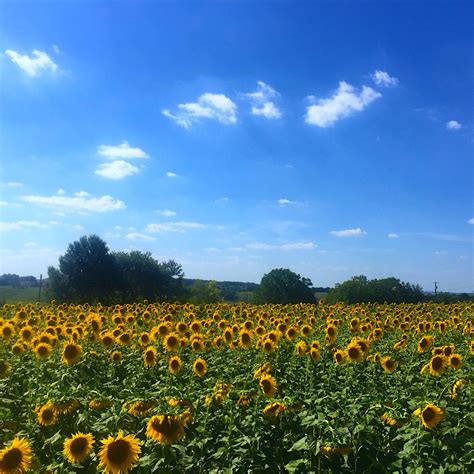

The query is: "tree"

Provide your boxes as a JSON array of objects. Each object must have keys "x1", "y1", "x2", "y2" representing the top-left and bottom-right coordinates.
[
  {"x1": 254, "y1": 268, "x2": 315, "y2": 304},
  {"x1": 189, "y1": 280, "x2": 222, "y2": 305},
  {"x1": 48, "y1": 235, "x2": 119, "y2": 303}
]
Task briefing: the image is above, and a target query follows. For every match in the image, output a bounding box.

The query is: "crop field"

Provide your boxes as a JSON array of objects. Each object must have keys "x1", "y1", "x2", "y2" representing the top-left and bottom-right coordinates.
[{"x1": 0, "y1": 301, "x2": 472, "y2": 473}]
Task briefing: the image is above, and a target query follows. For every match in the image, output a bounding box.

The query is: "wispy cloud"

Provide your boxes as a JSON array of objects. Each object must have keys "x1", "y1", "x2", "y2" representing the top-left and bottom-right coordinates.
[
  {"x1": 5, "y1": 49, "x2": 58, "y2": 76},
  {"x1": 371, "y1": 70, "x2": 399, "y2": 87},
  {"x1": 330, "y1": 228, "x2": 367, "y2": 237},
  {"x1": 146, "y1": 221, "x2": 207, "y2": 233},
  {"x1": 0, "y1": 220, "x2": 45, "y2": 231},
  {"x1": 305, "y1": 81, "x2": 381, "y2": 127},
  {"x1": 166, "y1": 171, "x2": 180, "y2": 178},
  {"x1": 446, "y1": 120, "x2": 462, "y2": 130},
  {"x1": 468, "y1": 218, "x2": 474, "y2": 225},
  {"x1": 163, "y1": 93, "x2": 237, "y2": 128},
  {"x1": 242, "y1": 81, "x2": 282, "y2": 119},
  {"x1": 97, "y1": 141, "x2": 149, "y2": 159},
  {"x1": 21, "y1": 192, "x2": 125, "y2": 213},
  {"x1": 388, "y1": 233, "x2": 399, "y2": 238},
  {"x1": 247, "y1": 241, "x2": 317, "y2": 250},
  {"x1": 2, "y1": 181, "x2": 23, "y2": 187},
  {"x1": 277, "y1": 198, "x2": 296, "y2": 206},
  {"x1": 125, "y1": 232, "x2": 156, "y2": 241},
  {"x1": 95, "y1": 161, "x2": 140, "y2": 180},
  {"x1": 157, "y1": 209, "x2": 177, "y2": 217}
]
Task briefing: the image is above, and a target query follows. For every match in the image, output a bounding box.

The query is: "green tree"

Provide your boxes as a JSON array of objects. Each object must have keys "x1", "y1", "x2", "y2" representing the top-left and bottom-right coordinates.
[
  {"x1": 48, "y1": 234, "x2": 119, "y2": 303},
  {"x1": 189, "y1": 280, "x2": 222, "y2": 304},
  {"x1": 254, "y1": 268, "x2": 315, "y2": 304}
]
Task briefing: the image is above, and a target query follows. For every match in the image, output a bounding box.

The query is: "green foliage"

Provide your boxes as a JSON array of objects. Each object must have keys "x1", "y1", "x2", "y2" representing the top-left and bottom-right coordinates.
[
  {"x1": 254, "y1": 268, "x2": 315, "y2": 304},
  {"x1": 189, "y1": 280, "x2": 222, "y2": 304},
  {"x1": 326, "y1": 275, "x2": 424, "y2": 304}
]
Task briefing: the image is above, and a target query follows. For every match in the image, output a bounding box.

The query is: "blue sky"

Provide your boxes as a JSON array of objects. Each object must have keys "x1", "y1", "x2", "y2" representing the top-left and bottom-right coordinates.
[{"x1": 1, "y1": 1, "x2": 473, "y2": 291}]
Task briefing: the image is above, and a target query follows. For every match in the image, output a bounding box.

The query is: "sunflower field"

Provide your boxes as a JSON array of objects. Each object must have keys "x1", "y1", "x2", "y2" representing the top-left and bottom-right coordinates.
[{"x1": 0, "y1": 301, "x2": 472, "y2": 473}]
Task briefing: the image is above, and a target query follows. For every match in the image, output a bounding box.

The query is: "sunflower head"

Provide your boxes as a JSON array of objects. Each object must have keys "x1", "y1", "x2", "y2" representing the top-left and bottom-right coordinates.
[
  {"x1": 346, "y1": 343, "x2": 363, "y2": 363},
  {"x1": 168, "y1": 355, "x2": 183, "y2": 375},
  {"x1": 98, "y1": 431, "x2": 141, "y2": 474},
  {"x1": 414, "y1": 403, "x2": 446, "y2": 429},
  {"x1": 36, "y1": 402, "x2": 57, "y2": 426},
  {"x1": 429, "y1": 355, "x2": 448, "y2": 376},
  {"x1": 34, "y1": 342, "x2": 52, "y2": 360},
  {"x1": 259, "y1": 374, "x2": 277, "y2": 398},
  {"x1": 0, "y1": 437, "x2": 32, "y2": 473},
  {"x1": 146, "y1": 415, "x2": 185, "y2": 444},
  {"x1": 164, "y1": 333, "x2": 180, "y2": 352},
  {"x1": 239, "y1": 330, "x2": 252, "y2": 349},
  {"x1": 62, "y1": 342, "x2": 82, "y2": 365},
  {"x1": 449, "y1": 354, "x2": 463, "y2": 370},
  {"x1": 63, "y1": 432, "x2": 94, "y2": 464},
  {"x1": 143, "y1": 347, "x2": 157, "y2": 368},
  {"x1": 380, "y1": 356, "x2": 397, "y2": 373},
  {"x1": 193, "y1": 358, "x2": 207, "y2": 377}
]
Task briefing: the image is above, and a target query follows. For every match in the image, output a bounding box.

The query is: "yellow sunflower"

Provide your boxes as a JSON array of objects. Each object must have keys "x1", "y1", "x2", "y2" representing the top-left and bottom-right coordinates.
[
  {"x1": 448, "y1": 353, "x2": 463, "y2": 370},
  {"x1": 146, "y1": 415, "x2": 185, "y2": 444},
  {"x1": 428, "y1": 355, "x2": 448, "y2": 376},
  {"x1": 239, "y1": 329, "x2": 252, "y2": 349},
  {"x1": 193, "y1": 358, "x2": 207, "y2": 377},
  {"x1": 0, "y1": 437, "x2": 32, "y2": 473},
  {"x1": 345, "y1": 343, "x2": 363, "y2": 363},
  {"x1": 143, "y1": 347, "x2": 157, "y2": 368},
  {"x1": 333, "y1": 349, "x2": 345, "y2": 365},
  {"x1": 295, "y1": 341, "x2": 307, "y2": 356},
  {"x1": 98, "y1": 432, "x2": 141, "y2": 474},
  {"x1": 259, "y1": 374, "x2": 277, "y2": 398},
  {"x1": 34, "y1": 342, "x2": 52, "y2": 361},
  {"x1": 168, "y1": 355, "x2": 182, "y2": 375},
  {"x1": 413, "y1": 403, "x2": 446, "y2": 429},
  {"x1": 380, "y1": 356, "x2": 397, "y2": 373},
  {"x1": 61, "y1": 342, "x2": 82, "y2": 365},
  {"x1": 262, "y1": 338, "x2": 275, "y2": 355},
  {"x1": 417, "y1": 335, "x2": 434, "y2": 353},
  {"x1": 310, "y1": 347, "x2": 320, "y2": 361},
  {"x1": 450, "y1": 379, "x2": 466, "y2": 399},
  {"x1": 36, "y1": 402, "x2": 57, "y2": 426},
  {"x1": 63, "y1": 432, "x2": 94, "y2": 464},
  {"x1": 163, "y1": 333, "x2": 180, "y2": 352},
  {"x1": 263, "y1": 401, "x2": 286, "y2": 419},
  {"x1": 111, "y1": 351, "x2": 122, "y2": 363}
]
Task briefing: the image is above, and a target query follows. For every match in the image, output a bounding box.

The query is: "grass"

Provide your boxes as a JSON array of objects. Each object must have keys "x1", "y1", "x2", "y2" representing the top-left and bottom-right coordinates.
[{"x1": 0, "y1": 286, "x2": 40, "y2": 304}]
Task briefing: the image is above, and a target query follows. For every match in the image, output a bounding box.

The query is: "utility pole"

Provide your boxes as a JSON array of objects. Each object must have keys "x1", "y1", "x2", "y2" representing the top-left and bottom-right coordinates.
[
  {"x1": 38, "y1": 274, "x2": 43, "y2": 303},
  {"x1": 434, "y1": 281, "x2": 438, "y2": 298}
]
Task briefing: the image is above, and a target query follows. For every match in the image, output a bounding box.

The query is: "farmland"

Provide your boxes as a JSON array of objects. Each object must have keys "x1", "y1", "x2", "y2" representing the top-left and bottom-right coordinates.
[{"x1": 0, "y1": 301, "x2": 472, "y2": 473}]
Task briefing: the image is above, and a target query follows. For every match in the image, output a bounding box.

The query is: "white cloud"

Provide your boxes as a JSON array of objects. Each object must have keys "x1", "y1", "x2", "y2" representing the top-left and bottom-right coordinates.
[
  {"x1": 166, "y1": 171, "x2": 180, "y2": 178},
  {"x1": 214, "y1": 197, "x2": 230, "y2": 204},
  {"x1": 0, "y1": 220, "x2": 45, "y2": 231},
  {"x1": 57, "y1": 188, "x2": 66, "y2": 195},
  {"x1": 95, "y1": 160, "x2": 140, "y2": 180},
  {"x1": 74, "y1": 190, "x2": 90, "y2": 197},
  {"x1": 388, "y1": 233, "x2": 399, "y2": 238},
  {"x1": 97, "y1": 141, "x2": 149, "y2": 160},
  {"x1": 0, "y1": 201, "x2": 8, "y2": 207},
  {"x1": 5, "y1": 49, "x2": 58, "y2": 76},
  {"x1": 247, "y1": 241, "x2": 317, "y2": 250},
  {"x1": 146, "y1": 221, "x2": 207, "y2": 233},
  {"x1": 446, "y1": 120, "x2": 462, "y2": 130},
  {"x1": 3, "y1": 181, "x2": 23, "y2": 187},
  {"x1": 162, "y1": 93, "x2": 237, "y2": 128},
  {"x1": 125, "y1": 232, "x2": 156, "y2": 242},
  {"x1": 330, "y1": 228, "x2": 367, "y2": 237},
  {"x1": 371, "y1": 70, "x2": 399, "y2": 87},
  {"x1": 243, "y1": 81, "x2": 282, "y2": 119},
  {"x1": 305, "y1": 81, "x2": 382, "y2": 127},
  {"x1": 157, "y1": 209, "x2": 177, "y2": 217},
  {"x1": 468, "y1": 218, "x2": 474, "y2": 225},
  {"x1": 277, "y1": 198, "x2": 296, "y2": 206},
  {"x1": 21, "y1": 193, "x2": 125, "y2": 213},
  {"x1": 52, "y1": 44, "x2": 60, "y2": 54},
  {"x1": 434, "y1": 250, "x2": 448, "y2": 256}
]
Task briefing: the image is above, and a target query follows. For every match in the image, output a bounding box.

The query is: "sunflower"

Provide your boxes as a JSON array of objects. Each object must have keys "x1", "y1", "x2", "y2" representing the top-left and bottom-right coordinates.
[
  {"x1": 0, "y1": 360, "x2": 11, "y2": 379},
  {"x1": 111, "y1": 351, "x2": 122, "y2": 363},
  {"x1": 239, "y1": 330, "x2": 252, "y2": 349},
  {"x1": 450, "y1": 379, "x2": 466, "y2": 399},
  {"x1": 98, "y1": 432, "x2": 141, "y2": 474},
  {"x1": 417, "y1": 335, "x2": 434, "y2": 353},
  {"x1": 380, "y1": 412, "x2": 398, "y2": 426},
  {"x1": 254, "y1": 362, "x2": 272, "y2": 380},
  {"x1": 146, "y1": 415, "x2": 185, "y2": 444},
  {"x1": 380, "y1": 356, "x2": 397, "y2": 373},
  {"x1": 325, "y1": 325, "x2": 337, "y2": 340},
  {"x1": 333, "y1": 349, "x2": 345, "y2": 365},
  {"x1": 428, "y1": 355, "x2": 448, "y2": 376},
  {"x1": 61, "y1": 342, "x2": 82, "y2": 365},
  {"x1": 285, "y1": 327, "x2": 297, "y2": 340},
  {"x1": 143, "y1": 347, "x2": 157, "y2": 368},
  {"x1": 168, "y1": 355, "x2": 182, "y2": 374},
  {"x1": 345, "y1": 343, "x2": 363, "y2": 363},
  {"x1": 263, "y1": 401, "x2": 286, "y2": 419},
  {"x1": 0, "y1": 437, "x2": 32, "y2": 473},
  {"x1": 259, "y1": 374, "x2": 277, "y2": 398},
  {"x1": 101, "y1": 332, "x2": 115, "y2": 349},
  {"x1": 237, "y1": 391, "x2": 257, "y2": 406},
  {"x1": 36, "y1": 402, "x2": 57, "y2": 426},
  {"x1": 413, "y1": 404, "x2": 446, "y2": 429},
  {"x1": 34, "y1": 342, "x2": 52, "y2": 360},
  {"x1": 190, "y1": 338, "x2": 204, "y2": 352},
  {"x1": 262, "y1": 338, "x2": 275, "y2": 355},
  {"x1": 63, "y1": 432, "x2": 94, "y2": 464},
  {"x1": 295, "y1": 341, "x2": 307, "y2": 356},
  {"x1": 19, "y1": 326, "x2": 34, "y2": 343},
  {"x1": 193, "y1": 358, "x2": 207, "y2": 377},
  {"x1": 448, "y1": 353, "x2": 463, "y2": 370},
  {"x1": 163, "y1": 333, "x2": 180, "y2": 352},
  {"x1": 310, "y1": 348, "x2": 320, "y2": 361}
]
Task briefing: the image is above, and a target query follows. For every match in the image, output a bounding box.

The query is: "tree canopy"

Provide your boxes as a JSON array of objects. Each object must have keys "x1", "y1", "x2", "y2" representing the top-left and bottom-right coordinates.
[
  {"x1": 326, "y1": 275, "x2": 424, "y2": 304},
  {"x1": 254, "y1": 268, "x2": 315, "y2": 304}
]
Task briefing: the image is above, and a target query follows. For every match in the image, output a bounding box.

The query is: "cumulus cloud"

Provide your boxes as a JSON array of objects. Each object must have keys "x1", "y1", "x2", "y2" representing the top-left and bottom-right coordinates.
[
  {"x1": 125, "y1": 232, "x2": 156, "y2": 242},
  {"x1": 5, "y1": 49, "x2": 58, "y2": 76},
  {"x1": 247, "y1": 241, "x2": 317, "y2": 250},
  {"x1": 21, "y1": 192, "x2": 125, "y2": 213},
  {"x1": 243, "y1": 81, "x2": 282, "y2": 119},
  {"x1": 371, "y1": 70, "x2": 399, "y2": 87},
  {"x1": 388, "y1": 233, "x2": 399, "y2": 238},
  {"x1": 305, "y1": 81, "x2": 381, "y2": 127},
  {"x1": 446, "y1": 120, "x2": 462, "y2": 130},
  {"x1": 146, "y1": 221, "x2": 207, "y2": 233},
  {"x1": 0, "y1": 220, "x2": 45, "y2": 231},
  {"x1": 162, "y1": 93, "x2": 237, "y2": 128},
  {"x1": 97, "y1": 141, "x2": 149, "y2": 159},
  {"x1": 330, "y1": 228, "x2": 367, "y2": 237},
  {"x1": 166, "y1": 171, "x2": 180, "y2": 178},
  {"x1": 95, "y1": 161, "x2": 140, "y2": 180}
]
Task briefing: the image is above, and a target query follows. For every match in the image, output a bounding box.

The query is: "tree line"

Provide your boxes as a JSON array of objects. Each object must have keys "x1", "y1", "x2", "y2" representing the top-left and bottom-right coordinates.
[{"x1": 41, "y1": 235, "x2": 471, "y2": 305}]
